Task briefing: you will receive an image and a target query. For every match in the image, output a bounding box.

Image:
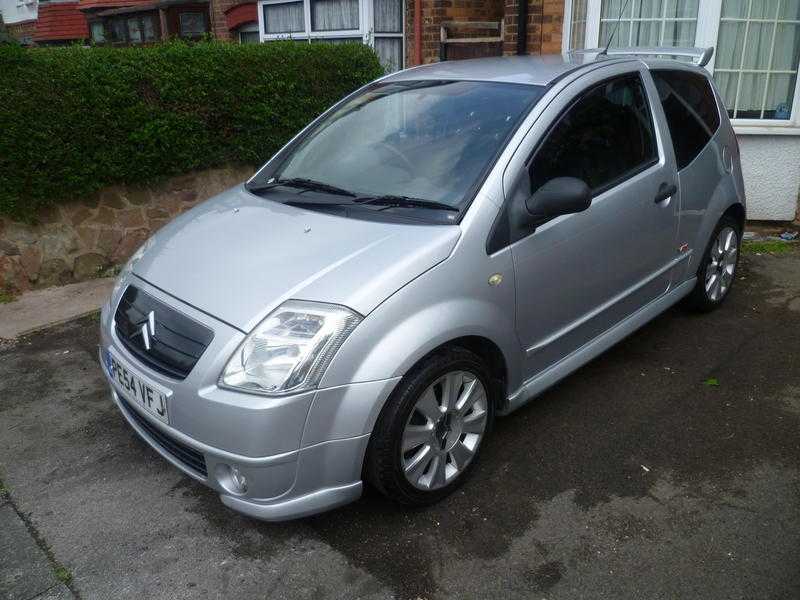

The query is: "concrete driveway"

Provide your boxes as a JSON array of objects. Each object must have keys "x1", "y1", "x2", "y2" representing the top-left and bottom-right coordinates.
[{"x1": 1, "y1": 249, "x2": 799, "y2": 600}]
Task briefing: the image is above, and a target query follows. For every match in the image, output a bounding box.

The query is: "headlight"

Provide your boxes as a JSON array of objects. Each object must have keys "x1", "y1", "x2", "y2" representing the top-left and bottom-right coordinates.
[{"x1": 221, "y1": 300, "x2": 361, "y2": 396}]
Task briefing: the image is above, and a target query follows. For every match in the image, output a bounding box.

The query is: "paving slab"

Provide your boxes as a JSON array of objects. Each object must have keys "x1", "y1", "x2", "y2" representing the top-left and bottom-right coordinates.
[
  {"x1": 0, "y1": 504, "x2": 65, "y2": 600},
  {"x1": 0, "y1": 250, "x2": 799, "y2": 599},
  {"x1": 0, "y1": 278, "x2": 114, "y2": 340}
]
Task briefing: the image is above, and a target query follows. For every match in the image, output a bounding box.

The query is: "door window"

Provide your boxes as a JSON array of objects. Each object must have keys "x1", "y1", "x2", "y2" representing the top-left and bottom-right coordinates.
[
  {"x1": 528, "y1": 74, "x2": 658, "y2": 196},
  {"x1": 652, "y1": 70, "x2": 720, "y2": 170}
]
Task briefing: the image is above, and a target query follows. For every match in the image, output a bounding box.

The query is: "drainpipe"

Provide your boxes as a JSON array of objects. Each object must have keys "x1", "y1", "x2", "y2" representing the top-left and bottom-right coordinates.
[
  {"x1": 516, "y1": 0, "x2": 528, "y2": 55},
  {"x1": 414, "y1": 0, "x2": 422, "y2": 64}
]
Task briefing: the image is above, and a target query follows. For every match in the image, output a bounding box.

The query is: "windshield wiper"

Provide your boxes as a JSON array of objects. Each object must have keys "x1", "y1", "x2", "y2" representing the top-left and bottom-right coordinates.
[
  {"x1": 248, "y1": 177, "x2": 356, "y2": 198},
  {"x1": 355, "y1": 195, "x2": 459, "y2": 212}
]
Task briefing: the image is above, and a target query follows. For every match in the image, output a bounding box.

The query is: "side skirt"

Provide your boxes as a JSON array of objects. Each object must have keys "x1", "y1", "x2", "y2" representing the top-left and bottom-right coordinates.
[{"x1": 499, "y1": 277, "x2": 696, "y2": 416}]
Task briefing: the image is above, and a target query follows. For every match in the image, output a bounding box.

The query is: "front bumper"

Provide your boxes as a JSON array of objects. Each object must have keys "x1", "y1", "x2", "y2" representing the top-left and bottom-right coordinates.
[
  {"x1": 99, "y1": 277, "x2": 400, "y2": 521},
  {"x1": 108, "y1": 383, "x2": 368, "y2": 520}
]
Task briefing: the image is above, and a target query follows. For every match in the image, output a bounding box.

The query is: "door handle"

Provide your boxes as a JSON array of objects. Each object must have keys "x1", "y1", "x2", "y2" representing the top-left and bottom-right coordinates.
[{"x1": 654, "y1": 182, "x2": 677, "y2": 204}]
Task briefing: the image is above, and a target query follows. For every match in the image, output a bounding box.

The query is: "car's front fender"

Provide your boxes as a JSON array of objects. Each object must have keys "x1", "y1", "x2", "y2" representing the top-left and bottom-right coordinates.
[{"x1": 318, "y1": 245, "x2": 522, "y2": 407}]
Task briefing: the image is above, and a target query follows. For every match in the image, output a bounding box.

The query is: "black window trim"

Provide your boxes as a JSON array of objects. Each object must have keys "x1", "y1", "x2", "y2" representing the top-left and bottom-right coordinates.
[{"x1": 486, "y1": 71, "x2": 662, "y2": 254}]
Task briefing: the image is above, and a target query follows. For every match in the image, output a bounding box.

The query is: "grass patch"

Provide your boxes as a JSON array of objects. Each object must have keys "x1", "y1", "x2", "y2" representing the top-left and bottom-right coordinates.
[
  {"x1": 0, "y1": 289, "x2": 16, "y2": 304},
  {"x1": 54, "y1": 565, "x2": 73, "y2": 585},
  {"x1": 742, "y1": 240, "x2": 797, "y2": 254}
]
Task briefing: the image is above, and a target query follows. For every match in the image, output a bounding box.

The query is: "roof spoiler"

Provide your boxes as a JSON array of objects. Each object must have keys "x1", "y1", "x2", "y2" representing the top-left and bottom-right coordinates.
[{"x1": 574, "y1": 46, "x2": 714, "y2": 67}]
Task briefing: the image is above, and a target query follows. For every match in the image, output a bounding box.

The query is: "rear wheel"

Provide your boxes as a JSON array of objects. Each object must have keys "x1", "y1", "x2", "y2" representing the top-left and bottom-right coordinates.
[
  {"x1": 365, "y1": 347, "x2": 494, "y2": 506},
  {"x1": 683, "y1": 215, "x2": 741, "y2": 312}
]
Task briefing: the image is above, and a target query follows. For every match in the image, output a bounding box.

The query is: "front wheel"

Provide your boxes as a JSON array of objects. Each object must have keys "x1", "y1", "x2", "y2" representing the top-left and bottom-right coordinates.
[
  {"x1": 365, "y1": 347, "x2": 494, "y2": 506},
  {"x1": 683, "y1": 214, "x2": 741, "y2": 312}
]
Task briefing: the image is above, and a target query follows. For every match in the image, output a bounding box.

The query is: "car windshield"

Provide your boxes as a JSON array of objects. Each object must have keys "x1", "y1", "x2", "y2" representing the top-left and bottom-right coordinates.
[{"x1": 269, "y1": 79, "x2": 546, "y2": 210}]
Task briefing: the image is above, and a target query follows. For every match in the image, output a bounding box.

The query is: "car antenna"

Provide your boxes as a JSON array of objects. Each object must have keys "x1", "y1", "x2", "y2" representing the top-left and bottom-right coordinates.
[{"x1": 598, "y1": 0, "x2": 632, "y2": 56}]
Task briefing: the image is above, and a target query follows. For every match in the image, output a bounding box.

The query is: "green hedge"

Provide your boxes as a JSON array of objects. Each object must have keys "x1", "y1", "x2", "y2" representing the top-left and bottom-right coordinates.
[{"x1": 0, "y1": 41, "x2": 383, "y2": 220}]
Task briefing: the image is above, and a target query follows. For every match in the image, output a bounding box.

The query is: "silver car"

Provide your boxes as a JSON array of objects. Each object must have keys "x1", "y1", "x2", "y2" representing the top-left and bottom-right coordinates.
[{"x1": 99, "y1": 48, "x2": 745, "y2": 521}]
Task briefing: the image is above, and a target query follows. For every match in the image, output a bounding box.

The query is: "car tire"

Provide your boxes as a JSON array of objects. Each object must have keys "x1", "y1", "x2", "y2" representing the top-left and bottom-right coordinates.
[
  {"x1": 682, "y1": 214, "x2": 742, "y2": 312},
  {"x1": 365, "y1": 346, "x2": 495, "y2": 506}
]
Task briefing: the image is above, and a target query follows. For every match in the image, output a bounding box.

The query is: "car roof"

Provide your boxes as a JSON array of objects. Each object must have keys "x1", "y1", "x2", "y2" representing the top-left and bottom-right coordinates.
[{"x1": 384, "y1": 53, "x2": 707, "y2": 87}]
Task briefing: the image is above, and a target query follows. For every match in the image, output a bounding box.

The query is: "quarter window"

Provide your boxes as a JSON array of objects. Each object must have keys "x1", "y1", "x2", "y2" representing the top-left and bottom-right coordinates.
[
  {"x1": 652, "y1": 70, "x2": 720, "y2": 170},
  {"x1": 529, "y1": 75, "x2": 658, "y2": 196}
]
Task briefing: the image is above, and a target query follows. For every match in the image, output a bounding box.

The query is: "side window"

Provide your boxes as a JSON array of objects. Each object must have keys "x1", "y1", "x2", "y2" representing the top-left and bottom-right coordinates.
[
  {"x1": 529, "y1": 74, "x2": 658, "y2": 196},
  {"x1": 651, "y1": 70, "x2": 720, "y2": 171}
]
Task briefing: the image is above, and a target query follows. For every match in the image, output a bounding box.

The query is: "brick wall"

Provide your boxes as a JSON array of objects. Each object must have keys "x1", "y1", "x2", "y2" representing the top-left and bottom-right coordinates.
[
  {"x1": 210, "y1": 0, "x2": 248, "y2": 41},
  {"x1": 503, "y1": 0, "x2": 563, "y2": 56},
  {"x1": 405, "y1": 0, "x2": 505, "y2": 66}
]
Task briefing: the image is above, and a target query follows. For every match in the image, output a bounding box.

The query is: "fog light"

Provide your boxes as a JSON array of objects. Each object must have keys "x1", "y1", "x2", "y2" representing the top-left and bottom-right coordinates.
[
  {"x1": 231, "y1": 466, "x2": 248, "y2": 493},
  {"x1": 215, "y1": 463, "x2": 248, "y2": 495}
]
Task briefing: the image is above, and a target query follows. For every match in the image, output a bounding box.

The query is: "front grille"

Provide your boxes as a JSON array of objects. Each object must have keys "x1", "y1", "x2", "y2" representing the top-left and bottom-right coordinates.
[
  {"x1": 114, "y1": 285, "x2": 213, "y2": 380},
  {"x1": 120, "y1": 398, "x2": 208, "y2": 477}
]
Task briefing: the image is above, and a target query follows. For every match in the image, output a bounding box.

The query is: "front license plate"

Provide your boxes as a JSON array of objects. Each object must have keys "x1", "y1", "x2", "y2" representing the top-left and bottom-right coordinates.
[{"x1": 104, "y1": 348, "x2": 171, "y2": 424}]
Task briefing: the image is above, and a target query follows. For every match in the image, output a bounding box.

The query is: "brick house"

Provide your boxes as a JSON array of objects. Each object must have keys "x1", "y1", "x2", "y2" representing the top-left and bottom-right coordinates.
[
  {"x1": 2, "y1": 0, "x2": 798, "y2": 220},
  {"x1": 81, "y1": 0, "x2": 212, "y2": 45},
  {"x1": 1, "y1": 0, "x2": 38, "y2": 44}
]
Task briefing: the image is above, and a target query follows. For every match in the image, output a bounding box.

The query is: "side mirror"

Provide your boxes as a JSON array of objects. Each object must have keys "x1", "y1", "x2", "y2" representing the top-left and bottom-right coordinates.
[{"x1": 519, "y1": 177, "x2": 592, "y2": 227}]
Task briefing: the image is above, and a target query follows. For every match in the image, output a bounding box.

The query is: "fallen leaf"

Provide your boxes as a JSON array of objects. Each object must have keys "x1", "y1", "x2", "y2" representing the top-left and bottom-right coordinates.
[{"x1": 704, "y1": 377, "x2": 720, "y2": 386}]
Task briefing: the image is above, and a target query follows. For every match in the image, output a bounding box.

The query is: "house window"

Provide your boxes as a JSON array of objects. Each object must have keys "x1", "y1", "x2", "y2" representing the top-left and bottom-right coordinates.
[
  {"x1": 239, "y1": 22, "x2": 260, "y2": 43},
  {"x1": 179, "y1": 12, "x2": 207, "y2": 37},
  {"x1": 374, "y1": 0, "x2": 403, "y2": 72},
  {"x1": 263, "y1": 0, "x2": 304, "y2": 33},
  {"x1": 599, "y1": 0, "x2": 698, "y2": 48},
  {"x1": 311, "y1": 0, "x2": 359, "y2": 31},
  {"x1": 128, "y1": 17, "x2": 143, "y2": 43},
  {"x1": 90, "y1": 21, "x2": 106, "y2": 43},
  {"x1": 568, "y1": 0, "x2": 587, "y2": 50},
  {"x1": 142, "y1": 15, "x2": 156, "y2": 41},
  {"x1": 103, "y1": 14, "x2": 158, "y2": 44},
  {"x1": 715, "y1": 1, "x2": 800, "y2": 120},
  {"x1": 258, "y1": 0, "x2": 405, "y2": 71},
  {"x1": 564, "y1": 0, "x2": 800, "y2": 129},
  {"x1": 110, "y1": 18, "x2": 127, "y2": 43}
]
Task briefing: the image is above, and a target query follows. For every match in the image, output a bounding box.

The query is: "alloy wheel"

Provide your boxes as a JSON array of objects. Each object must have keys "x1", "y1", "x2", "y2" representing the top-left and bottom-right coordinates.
[
  {"x1": 401, "y1": 370, "x2": 488, "y2": 491},
  {"x1": 704, "y1": 226, "x2": 738, "y2": 302}
]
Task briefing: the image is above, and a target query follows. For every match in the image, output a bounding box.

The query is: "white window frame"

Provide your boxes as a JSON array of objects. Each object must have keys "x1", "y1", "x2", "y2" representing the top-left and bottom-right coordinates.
[
  {"x1": 257, "y1": 0, "x2": 404, "y2": 69},
  {"x1": 562, "y1": 0, "x2": 800, "y2": 135}
]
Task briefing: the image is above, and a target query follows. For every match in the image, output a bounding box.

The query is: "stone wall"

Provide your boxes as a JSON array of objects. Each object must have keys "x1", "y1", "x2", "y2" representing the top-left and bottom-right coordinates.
[{"x1": 0, "y1": 165, "x2": 254, "y2": 294}]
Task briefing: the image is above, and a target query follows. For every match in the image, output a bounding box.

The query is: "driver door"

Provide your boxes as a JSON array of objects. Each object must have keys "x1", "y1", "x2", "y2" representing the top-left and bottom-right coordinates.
[{"x1": 502, "y1": 65, "x2": 681, "y2": 381}]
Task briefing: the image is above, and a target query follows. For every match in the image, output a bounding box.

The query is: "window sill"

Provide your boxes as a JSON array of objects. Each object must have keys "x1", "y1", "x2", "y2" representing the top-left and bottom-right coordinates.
[{"x1": 733, "y1": 124, "x2": 800, "y2": 136}]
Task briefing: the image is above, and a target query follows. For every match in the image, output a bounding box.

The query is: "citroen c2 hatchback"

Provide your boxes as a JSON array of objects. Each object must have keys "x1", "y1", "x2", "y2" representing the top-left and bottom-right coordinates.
[{"x1": 100, "y1": 49, "x2": 745, "y2": 520}]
